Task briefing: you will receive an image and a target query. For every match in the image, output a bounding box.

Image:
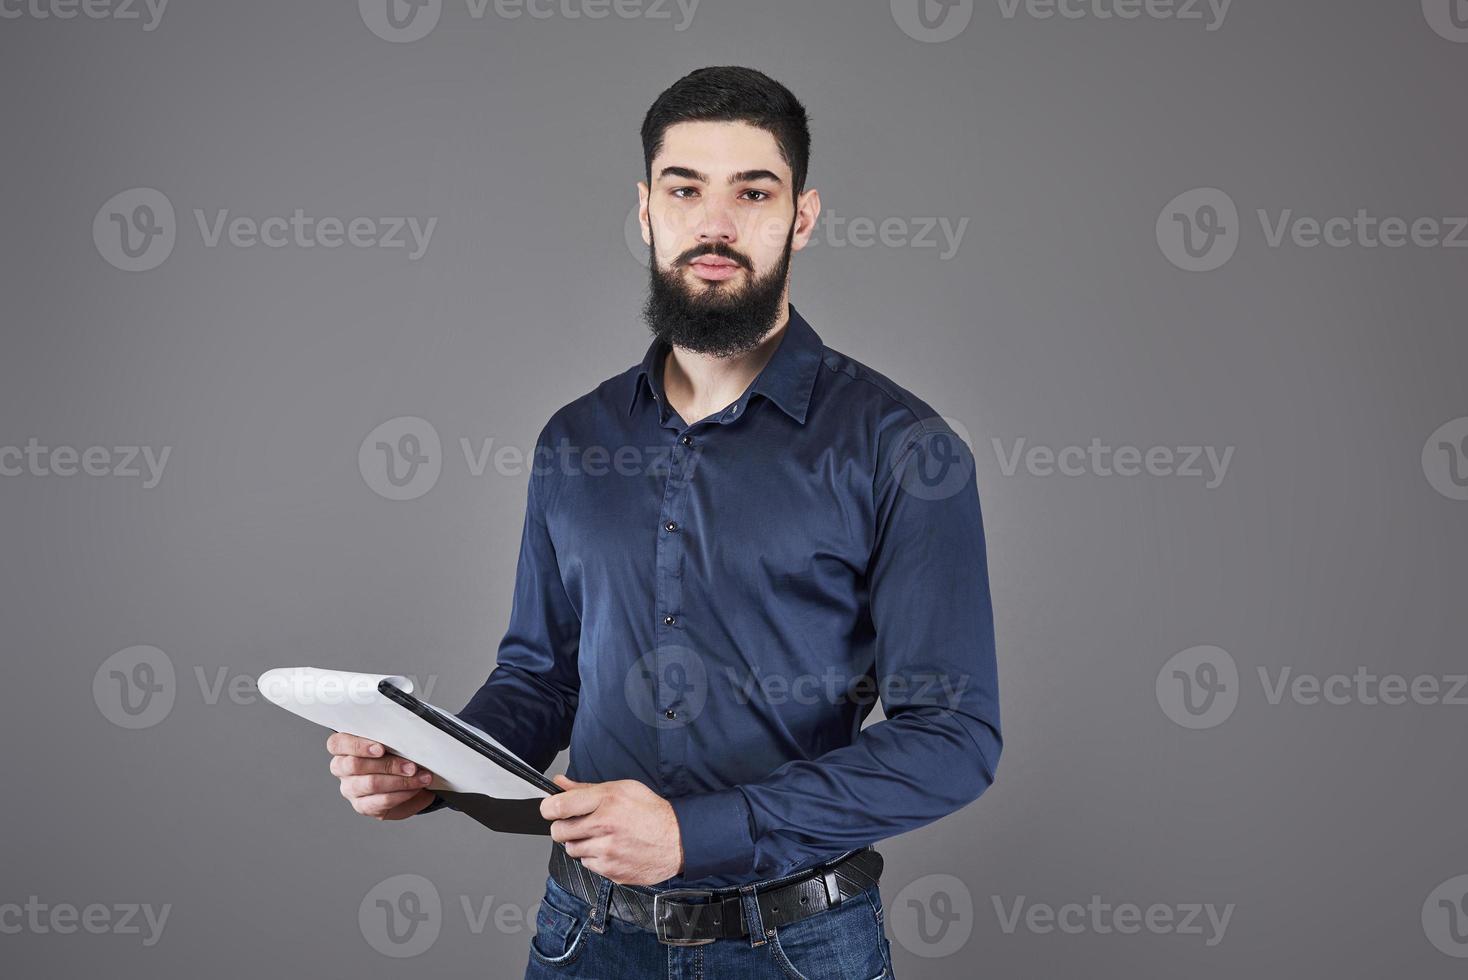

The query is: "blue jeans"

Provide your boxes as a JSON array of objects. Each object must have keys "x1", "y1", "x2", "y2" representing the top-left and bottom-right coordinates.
[{"x1": 524, "y1": 872, "x2": 897, "y2": 979}]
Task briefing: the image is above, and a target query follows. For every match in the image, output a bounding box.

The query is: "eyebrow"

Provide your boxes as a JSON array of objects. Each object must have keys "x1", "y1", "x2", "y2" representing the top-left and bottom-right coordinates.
[{"x1": 657, "y1": 166, "x2": 784, "y2": 186}]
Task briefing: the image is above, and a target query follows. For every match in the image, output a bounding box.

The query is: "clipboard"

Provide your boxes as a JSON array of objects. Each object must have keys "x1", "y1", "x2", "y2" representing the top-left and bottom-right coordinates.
[
  {"x1": 257, "y1": 667, "x2": 562, "y2": 836},
  {"x1": 376, "y1": 679, "x2": 563, "y2": 835}
]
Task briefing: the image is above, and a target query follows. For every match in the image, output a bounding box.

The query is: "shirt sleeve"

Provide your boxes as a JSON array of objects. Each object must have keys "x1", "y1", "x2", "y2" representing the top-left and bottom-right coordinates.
[
  {"x1": 669, "y1": 417, "x2": 1001, "y2": 878},
  {"x1": 416, "y1": 434, "x2": 581, "y2": 815}
]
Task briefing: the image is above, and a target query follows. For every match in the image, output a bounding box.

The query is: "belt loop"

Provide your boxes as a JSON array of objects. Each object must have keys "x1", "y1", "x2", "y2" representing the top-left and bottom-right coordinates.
[
  {"x1": 738, "y1": 884, "x2": 767, "y2": 947},
  {"x1": 587, "y1": 875, "x2": 613, "y2": 935}
]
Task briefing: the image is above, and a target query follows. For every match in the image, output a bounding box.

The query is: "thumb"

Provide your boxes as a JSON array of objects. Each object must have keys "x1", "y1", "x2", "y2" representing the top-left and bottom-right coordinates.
[{"x1": 551, "y1": 773, "x2": 585, "y2": 789}]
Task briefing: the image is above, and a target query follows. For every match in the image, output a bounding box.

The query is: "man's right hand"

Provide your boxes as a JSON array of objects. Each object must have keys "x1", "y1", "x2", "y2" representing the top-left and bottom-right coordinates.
[{"x1": 326, "y1": 732, "x2": 437, "y2": 820}]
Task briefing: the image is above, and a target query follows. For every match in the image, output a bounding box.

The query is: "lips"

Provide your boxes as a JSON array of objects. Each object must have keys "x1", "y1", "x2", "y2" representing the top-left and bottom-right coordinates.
[{"x1": 687, "y1": 256, "x2": 742, "y2": 281}]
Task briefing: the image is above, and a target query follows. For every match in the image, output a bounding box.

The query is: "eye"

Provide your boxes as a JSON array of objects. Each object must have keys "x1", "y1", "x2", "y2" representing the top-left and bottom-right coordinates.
[
  {"x1": 671, "y1": 187, "x2": 700, "y2": 200},
  {"x1": 741, "y1": 190, "x2": 771, "y2": 202}
]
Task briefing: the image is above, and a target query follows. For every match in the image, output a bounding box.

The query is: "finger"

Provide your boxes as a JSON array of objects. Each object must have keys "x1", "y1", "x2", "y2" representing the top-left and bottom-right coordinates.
[
  {"x1": 331, "y1": 755, "x2": 426, "y2": 779},
  {"x1": 326, "y1": 732, "x2": 386, "y2": 758},
  {"x1": 379, "y1": 789, "x2": 437, "y2": 820},
  {"x1": 562, "y1": 836, "x2": 607, "y2": 861},
  {"x1": 548, "y1": 814, "x2": 601, "y2": 843},
  {"x1": 350, "y1": 789, "x2": 423, "y2": 817},
  {"x1": 341, "y1": 772, "x2": 434, "y2": 798},
  {"x1": 581, "y1": 857, "x2": 625, "y2": 883},
  {"x1": 540, "y1": 786, "x2": 601, "y2": 821},
  {"x1": 552, "y1": 774, "x2": 586, "y2": 789}
]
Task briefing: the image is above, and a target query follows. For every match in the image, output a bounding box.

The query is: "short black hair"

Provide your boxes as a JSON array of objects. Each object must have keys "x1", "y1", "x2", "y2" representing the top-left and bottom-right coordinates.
[{"x1": 641, "y1": 66, "x2": 812, "y2": 196}]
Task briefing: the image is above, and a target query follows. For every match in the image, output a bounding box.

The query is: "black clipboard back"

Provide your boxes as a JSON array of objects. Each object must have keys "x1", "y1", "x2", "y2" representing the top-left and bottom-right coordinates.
[{"x1": 377, "y1": 679, "x2": 561, "y2": 836}]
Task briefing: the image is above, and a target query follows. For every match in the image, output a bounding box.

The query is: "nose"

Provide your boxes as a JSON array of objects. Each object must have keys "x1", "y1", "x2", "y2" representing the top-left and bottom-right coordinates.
[{"x1": 693, "y1": 198, "x2": 739, "y2": 245}]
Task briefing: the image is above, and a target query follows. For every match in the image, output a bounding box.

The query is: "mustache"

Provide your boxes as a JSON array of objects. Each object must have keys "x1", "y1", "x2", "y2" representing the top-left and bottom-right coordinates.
[{"x1": 674, "y1": 242, "x2": 753, "y2": 272}]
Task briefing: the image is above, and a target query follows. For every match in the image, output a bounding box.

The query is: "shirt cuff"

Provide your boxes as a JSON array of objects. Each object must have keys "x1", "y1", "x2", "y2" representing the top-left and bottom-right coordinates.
[{"x1": 668, "y1": 787, "x2": 756, "y2": 881}]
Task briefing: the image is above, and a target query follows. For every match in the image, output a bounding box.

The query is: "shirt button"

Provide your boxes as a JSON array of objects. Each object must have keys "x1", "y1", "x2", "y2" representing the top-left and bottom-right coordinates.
[
  {"x1": 664, "y1": 521, "x2": 678, "y2": 532},
  {"x1": 680, "y1": 435, "x2": 694, "y2": 446},
  {"x1": 664, "y1": 708, "x2": 677, "y2": 720},
  {"x1": 663, "y1": 615, "x2": 676, "y2": 626}
]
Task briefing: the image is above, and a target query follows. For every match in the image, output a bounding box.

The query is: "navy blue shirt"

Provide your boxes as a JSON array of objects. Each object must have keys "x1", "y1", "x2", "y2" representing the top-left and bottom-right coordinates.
[{"x1": 440, "y1": 305, "x2": 1001, "y2": 888}]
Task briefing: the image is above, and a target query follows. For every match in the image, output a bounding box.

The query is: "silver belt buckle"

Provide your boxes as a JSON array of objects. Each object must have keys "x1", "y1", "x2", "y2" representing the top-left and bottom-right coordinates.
[{"x1": 652, "y1": 888, "x2": 720, "y2": 946}]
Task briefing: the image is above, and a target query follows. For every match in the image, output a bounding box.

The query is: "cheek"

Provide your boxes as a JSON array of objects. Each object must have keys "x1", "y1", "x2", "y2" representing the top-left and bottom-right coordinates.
[
  {"x1": 648, "y1": 205, "x2": 697, "y2": 253},
  {"x1": 743, "y1": 215, "x2": 794, "y2": 265}
]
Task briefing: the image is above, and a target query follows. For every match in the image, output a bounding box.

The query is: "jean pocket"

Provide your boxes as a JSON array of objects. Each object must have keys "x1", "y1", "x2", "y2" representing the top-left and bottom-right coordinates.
[
  {"x1": 769, "y1": 887, "x2": 889, "y2": 980},
  {"x1": 528, "y1": 879, "x2": 589, "y2": 966}
]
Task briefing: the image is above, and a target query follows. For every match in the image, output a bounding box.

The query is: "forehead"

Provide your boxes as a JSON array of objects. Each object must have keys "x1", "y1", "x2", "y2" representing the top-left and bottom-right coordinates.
[{"x1": 651, "y1": 120, "x2": 789, "y2": 180}]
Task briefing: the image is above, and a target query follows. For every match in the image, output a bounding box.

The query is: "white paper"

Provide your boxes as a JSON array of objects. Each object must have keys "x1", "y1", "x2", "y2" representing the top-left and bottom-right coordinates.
[{"x1": 257, "y1": 666, "x2": 548, "y2": 799}]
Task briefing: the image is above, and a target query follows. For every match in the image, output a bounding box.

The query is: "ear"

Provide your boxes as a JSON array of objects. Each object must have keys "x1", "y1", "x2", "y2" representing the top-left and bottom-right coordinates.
[
  {"x1": 636, "y1": 181, "x2": 652, "y2": 246},
  {"x1": 792, "y1": 187, "x2": 821, "y2": 253}
]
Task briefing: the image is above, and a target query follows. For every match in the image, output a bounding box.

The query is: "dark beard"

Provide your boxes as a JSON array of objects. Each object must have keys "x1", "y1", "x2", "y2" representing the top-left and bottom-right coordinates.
[{"x1": 641, "y1": 225, "x2": 794, "y2": 357}]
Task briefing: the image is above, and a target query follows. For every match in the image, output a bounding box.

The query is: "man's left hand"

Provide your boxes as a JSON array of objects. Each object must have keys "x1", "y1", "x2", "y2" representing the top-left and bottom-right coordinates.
[{"x1": 540, "y1": 775, "x2": 684, "y2": 886}]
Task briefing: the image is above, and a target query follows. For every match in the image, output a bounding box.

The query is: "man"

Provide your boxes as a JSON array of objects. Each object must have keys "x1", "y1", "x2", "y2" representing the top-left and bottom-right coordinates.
[{"x1": 327, "y1": 66, "x2": 1001, "y2": 978}]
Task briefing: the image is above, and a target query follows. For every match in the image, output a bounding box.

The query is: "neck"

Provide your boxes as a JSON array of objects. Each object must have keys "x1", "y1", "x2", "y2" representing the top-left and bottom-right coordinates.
[{"x1": 662, "y1": 303, "x2": 791, "y2": 424}]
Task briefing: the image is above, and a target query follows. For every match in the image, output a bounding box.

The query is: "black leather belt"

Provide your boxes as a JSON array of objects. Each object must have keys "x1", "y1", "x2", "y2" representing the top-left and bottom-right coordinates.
[{"x1": 548, "y1": 841, "x2": 883, "y2": 946}]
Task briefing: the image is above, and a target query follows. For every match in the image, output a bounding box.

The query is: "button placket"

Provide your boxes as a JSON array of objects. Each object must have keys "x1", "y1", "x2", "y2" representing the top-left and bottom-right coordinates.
[{"x1": 653, "y1": 425, "x2": 697, "y2": 792}]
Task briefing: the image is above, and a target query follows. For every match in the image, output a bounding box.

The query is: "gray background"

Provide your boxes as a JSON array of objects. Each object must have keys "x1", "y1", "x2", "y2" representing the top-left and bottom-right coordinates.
[{"x1": 3, "y1": 0, "x2": 1466, "y2": 977}]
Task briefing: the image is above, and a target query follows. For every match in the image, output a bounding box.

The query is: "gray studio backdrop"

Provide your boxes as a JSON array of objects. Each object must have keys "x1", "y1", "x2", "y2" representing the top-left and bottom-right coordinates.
[{"x1": 2, "y1": 1, "x2": 1466, "y2": 977}]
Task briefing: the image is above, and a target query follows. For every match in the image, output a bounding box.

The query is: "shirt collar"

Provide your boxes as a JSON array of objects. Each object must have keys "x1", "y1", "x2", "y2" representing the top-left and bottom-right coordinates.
[{"x1": 628, "y1": 305, "x2": 824, "y2": 426}]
